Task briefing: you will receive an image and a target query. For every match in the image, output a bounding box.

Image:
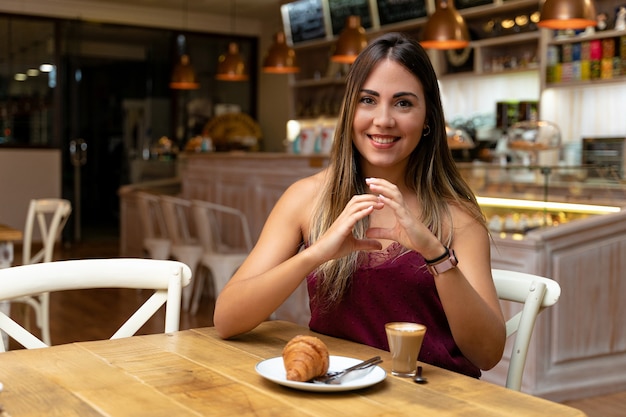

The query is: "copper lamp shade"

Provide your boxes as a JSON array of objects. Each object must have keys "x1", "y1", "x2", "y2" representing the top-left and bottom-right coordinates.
[
  {"x1": 332, "y1": 16, "x2": 368, "y2": 64},
  {"x1": 420, "y1": 0, "x2": 470, "y2": 50},
  {"x1": 537, "y1": 0, "x2": 596, "y2": 29},
  {"x1": 169, "y1": 54, "x2": 200, "y2": 90},
  {"x1": 263, "y1": 31, "x2": 299, "y2": 74},
  {"x1": 216, "y1": 42, "x2": 249, "y2": 81}
]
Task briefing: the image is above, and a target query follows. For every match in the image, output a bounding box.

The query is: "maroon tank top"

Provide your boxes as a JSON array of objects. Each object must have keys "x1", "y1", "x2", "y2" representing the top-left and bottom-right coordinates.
[{"x1": 307, "y1": 242, "x2": 481, "y2": 378}]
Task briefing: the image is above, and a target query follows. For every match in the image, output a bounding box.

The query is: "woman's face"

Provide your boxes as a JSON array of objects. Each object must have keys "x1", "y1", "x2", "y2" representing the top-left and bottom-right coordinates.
[{"x1": 352, "y1": 58, "x2": 427, "y2": 172}]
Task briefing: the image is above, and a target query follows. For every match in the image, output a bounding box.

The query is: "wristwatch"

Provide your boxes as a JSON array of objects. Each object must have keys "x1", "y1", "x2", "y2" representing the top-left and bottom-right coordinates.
[{"x1": 426, "y1": 247, "x2": 458, "y2": 276}]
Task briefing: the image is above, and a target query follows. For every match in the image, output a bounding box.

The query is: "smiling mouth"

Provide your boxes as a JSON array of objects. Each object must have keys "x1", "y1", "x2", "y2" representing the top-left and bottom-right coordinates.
[{"x1": 368, "y1": 135, "x2": 399, "y2": 144}]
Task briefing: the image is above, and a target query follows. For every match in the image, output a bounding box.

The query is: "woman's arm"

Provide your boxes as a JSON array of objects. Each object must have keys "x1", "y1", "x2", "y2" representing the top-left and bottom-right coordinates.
[
  {"x1": 365, "y1": 178, "x2": 505, "y2": 370},
  {"x1": 214, "y1": 173, "x2": 383, "y2": 339},
  {"x1": 432, "y1": 210, "x2": 506, "y2": 370},
  {"x1": 213, "y1": 177, "x2": 320, "y2": 339}
]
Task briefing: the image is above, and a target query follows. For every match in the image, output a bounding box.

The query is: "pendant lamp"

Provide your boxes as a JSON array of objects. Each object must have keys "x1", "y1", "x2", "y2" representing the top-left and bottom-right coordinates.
[
  {"x1": 332, "y1": 16, "x2": 368, "y2": 64},
  {"x1": 537, "y1": 0, "x2": 596, "y2": 29},
  {"x1": 420, "y1": 0, "x2": 470, "y2": 50},
  {"x1": 170, "y1": 1, "x2": 199, "y2": 90},
  {"x1": 170, "y1": 53, "x2": 200, "y2": 89},
  {"x1": 263, "y1": 31, "x2": 299, "y2": 74},
  {"x1": 216, "y1": 42, "x2": 249, "y2": 81},
  {"x1": 216, "y1": 0, "x2": 249, "y2": 81}
]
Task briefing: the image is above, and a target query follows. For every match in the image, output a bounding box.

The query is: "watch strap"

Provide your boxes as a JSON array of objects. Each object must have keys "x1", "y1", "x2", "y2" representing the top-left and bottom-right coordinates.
[{"x1": 426, "y1": 248, "x2": 458, "y2": 276}]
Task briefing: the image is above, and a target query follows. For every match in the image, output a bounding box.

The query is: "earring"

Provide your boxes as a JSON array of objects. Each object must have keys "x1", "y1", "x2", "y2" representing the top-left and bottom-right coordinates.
[{"x1": 422, "y1": 124, "x2": 431, "y2": 137}]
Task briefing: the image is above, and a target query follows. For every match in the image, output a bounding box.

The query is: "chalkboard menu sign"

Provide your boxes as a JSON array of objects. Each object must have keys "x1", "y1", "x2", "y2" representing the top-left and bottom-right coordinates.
[
  {"x1": 454, "y1": 0, "x2": 493, "y2": 10},
  {"x1": 282, "y1": 0, "x2": 327, "y2": 44},
  {"x1": 328, "y1": 0, "x2": 373, "y2": 36},
  {"x1": 377, "y1": 0, "x2": 427, "y2": 26}
]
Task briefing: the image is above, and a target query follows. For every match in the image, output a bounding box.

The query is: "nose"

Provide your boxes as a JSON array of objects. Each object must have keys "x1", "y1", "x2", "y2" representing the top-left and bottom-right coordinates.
[{"x1": 373, "y1": 105, "x2": 395, "y2": 128}]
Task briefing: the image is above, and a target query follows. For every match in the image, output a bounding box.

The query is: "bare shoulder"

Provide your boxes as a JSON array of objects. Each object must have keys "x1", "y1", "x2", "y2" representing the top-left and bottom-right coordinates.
[
  {"x1": 448, "y1": 202, "x2": 489, "y2": 246},
  {"x1": 449, "y1": 202, "x2": 485, "y2": 230}
]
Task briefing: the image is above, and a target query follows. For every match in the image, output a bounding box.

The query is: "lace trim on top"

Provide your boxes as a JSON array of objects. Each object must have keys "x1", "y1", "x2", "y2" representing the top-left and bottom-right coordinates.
[{"x1": 359, "y1": 241, "x2": 410, "y2": 268}]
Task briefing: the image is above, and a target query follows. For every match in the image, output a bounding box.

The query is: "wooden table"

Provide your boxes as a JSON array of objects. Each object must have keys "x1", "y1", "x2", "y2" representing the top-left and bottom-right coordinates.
[{"x1": 0, "y1": 321, "x2": 585, "y2": 416}]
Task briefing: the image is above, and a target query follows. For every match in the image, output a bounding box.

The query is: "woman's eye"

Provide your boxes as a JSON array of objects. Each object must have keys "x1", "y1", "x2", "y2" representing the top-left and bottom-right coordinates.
[
  {"x1": 396, "y1": 99, "x2": 412, "y2": 108},
  {"x1": 359, "y1": 96, "x2": 375, "y2": 105}
]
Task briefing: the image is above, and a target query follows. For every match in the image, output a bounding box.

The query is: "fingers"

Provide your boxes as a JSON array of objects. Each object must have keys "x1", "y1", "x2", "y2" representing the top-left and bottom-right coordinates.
[{"x1": 365, "y1": 178, "x2": 401, "y2": 207}]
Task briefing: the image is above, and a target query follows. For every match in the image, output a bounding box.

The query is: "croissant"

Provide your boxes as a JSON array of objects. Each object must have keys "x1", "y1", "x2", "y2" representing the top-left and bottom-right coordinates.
[{"x1": 282, "y1": 335, "x2": 330, "y2": 382}]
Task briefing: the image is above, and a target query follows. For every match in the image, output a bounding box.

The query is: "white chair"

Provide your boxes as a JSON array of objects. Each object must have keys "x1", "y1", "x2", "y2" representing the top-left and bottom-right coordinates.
[
  {"x1": 22, "y1": 198, "x2": 72, "y2": 265},
  {"x1": 159, "y1": 195, "x2": 203, "y2": 311},
  {"x1": 15, "y1": 198, "x2": 72, "y2": 346},
  {"x1": 0, "y1": 258, "x2": 192, "y2": 351},
  {"x1": 136, "y1": 191, "x2": 171, "y2": 260},
  {"x1": 492, "y1": 268, "x2": 561, "y2": 391},
  {"x1": 191, "y1": 199, "x2": 253, "y2": 314}
]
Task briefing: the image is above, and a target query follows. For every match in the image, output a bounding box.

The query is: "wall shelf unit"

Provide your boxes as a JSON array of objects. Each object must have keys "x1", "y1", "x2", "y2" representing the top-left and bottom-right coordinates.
[{"x1": 285, "y1": 0, "x2": 544, "y2": 118}]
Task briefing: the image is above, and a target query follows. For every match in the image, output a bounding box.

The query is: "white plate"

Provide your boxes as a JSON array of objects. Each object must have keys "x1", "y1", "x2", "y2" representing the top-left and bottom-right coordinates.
[{"x1": 255, "y1": 355, "x2": 386, "y2": 392}]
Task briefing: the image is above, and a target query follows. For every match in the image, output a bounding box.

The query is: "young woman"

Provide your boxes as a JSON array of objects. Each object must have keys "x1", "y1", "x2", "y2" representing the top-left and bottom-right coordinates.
[{"x1": 214, "y1": 32, "x2": 505, "y2": 377}]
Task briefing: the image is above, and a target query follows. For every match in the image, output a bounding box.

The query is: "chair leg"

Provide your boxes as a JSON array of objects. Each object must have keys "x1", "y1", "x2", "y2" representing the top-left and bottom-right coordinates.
[
  {"x1": 190, "y1": 268, "x2": 209, "y2": 315},
  {"x1": 172, "y1": 254, "x2": 201, "y2": 311},
  {"x1": 41, "y1": 292, "x2": 51, "y2": 346}
]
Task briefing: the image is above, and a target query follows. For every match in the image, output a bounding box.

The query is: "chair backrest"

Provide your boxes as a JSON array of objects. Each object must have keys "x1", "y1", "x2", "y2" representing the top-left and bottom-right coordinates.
[
  {"x1": 136, "y1": 191, "x2": 169, "y2": 240},
  {"x1": 191, "y1": 199, "x2": 253, "y2": 253},
  {"x1": 22, "y1": 198, "x2": 72, "y2": 264},
  {"x1": 159, "y1": 195, "x2": 196, "y2": 245},
  {"x1": 492, "y1": 268, "x2": 561, "y2": 391},
  {"x1": 0, "y1": 258, "x2": 192, "y2": 351}
]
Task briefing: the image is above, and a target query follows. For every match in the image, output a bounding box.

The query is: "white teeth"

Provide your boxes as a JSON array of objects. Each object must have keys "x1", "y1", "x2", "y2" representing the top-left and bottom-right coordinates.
[{"x1": 370, "y1": 136, "x2": 396, "y2": 144}]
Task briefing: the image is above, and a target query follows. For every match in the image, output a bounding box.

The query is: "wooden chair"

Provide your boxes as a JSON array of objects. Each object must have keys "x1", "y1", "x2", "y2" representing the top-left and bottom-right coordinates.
[
  {"x1": 191, "y1": 199, "x2": 253, "y2": 314},
  {"x1": 15, "y1": 198, "x2": 72, "y2": 345},
  {"x1": 159, "y1": 195, "x2": 203, "y2": 311},
  {"x1": 136, "y1": 191, "x2": 172, "y2": 260},
  {"x1": 492, "y1": 268, "x2": 561, "y2": 391},
  {"x1": 0, "y1": 258, "x2": 192, "y2": 351}
]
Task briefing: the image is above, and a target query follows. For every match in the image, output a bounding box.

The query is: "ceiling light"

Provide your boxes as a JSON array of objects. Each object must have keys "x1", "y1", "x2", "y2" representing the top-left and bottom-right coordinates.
[
  {"x1": 170, "y1": 53, "x2": 200, "y2": 90},
  {"x1": 216, "y1": 0, "x2": 249, "y2": 81},
  {"x1": 39, "y1": 63, "x2": 54, "y2": 73},
  {"x1": 332, "y1": 16, "x2": 368, "y2": 64},
  {"x1": 420, "y1": 0, "x2": 470, "y2": 50},
  {"x1": 537, "y1": 0, "x2": 596, "y2": 29},
  {"x1": 263, "y1": 31, "x2": 299, "y2": 74},
  {"x1": 216, "y1": 42, "x2": 249, "y2": 81}
]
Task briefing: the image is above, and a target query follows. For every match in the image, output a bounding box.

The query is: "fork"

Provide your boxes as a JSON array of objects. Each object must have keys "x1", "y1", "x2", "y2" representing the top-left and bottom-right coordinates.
[{"x1": 312, "y1": 356, "x2": 383, "y2": 384}]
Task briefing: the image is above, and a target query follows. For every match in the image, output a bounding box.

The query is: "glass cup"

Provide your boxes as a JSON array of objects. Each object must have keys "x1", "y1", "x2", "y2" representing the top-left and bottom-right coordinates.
[{"x1": 385, "y1": 322, "x2": 427, "y2": 377}]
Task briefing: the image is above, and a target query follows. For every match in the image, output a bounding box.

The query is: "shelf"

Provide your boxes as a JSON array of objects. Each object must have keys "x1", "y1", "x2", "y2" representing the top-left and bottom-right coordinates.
[
  {"x1": 472, "y1": 31, "x2": 540, "y2": 47},
  {"x1": 441, "y1": 66, "x2": 538, "y2": 79},
  {"x1": 545, "y1": 76, "x2": 626, "y2": 89},
  {"x1": 549, "y1": 28, "x2": 626, "y2": 45}
]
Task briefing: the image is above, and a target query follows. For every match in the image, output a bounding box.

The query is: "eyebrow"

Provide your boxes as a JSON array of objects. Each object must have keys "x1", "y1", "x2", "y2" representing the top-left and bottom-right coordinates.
[{"x1": 360, "y1": 89, "x2": 419, "y2": 99}]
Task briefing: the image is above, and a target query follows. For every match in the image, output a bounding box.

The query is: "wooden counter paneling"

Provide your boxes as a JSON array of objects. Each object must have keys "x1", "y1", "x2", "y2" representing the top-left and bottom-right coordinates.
[
  {"x1": 485, "y1": 210, "x2": 626, "y2": 401},
  {"x1": 178, "y1": 153, "x2": 328, "y2": 241}
]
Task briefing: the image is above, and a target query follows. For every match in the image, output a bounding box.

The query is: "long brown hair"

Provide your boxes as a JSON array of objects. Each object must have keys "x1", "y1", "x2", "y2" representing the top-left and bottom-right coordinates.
[{"x1": 309, "y1": 32, "x2": 484, "y2": 304}]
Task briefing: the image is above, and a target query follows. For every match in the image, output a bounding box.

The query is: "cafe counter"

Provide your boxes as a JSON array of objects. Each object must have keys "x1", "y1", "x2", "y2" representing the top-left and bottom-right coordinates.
[{"x1": 119, "y1": 152, "x2": 626, "y2": 401}]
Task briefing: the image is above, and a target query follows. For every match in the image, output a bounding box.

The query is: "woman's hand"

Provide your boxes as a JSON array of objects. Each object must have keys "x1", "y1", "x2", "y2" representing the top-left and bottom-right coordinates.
[
  {"x1": 364, "y1": 177, "x2": 443, "y2": 257},
  {"x1": 311, "y1": 193, "x2": 384, "y2": 261}
]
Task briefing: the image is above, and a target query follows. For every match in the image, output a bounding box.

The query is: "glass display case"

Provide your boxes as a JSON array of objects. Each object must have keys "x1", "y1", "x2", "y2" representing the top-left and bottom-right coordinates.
[{"x1": 457, "y1": 163, "x2": 626, "y2": 235}]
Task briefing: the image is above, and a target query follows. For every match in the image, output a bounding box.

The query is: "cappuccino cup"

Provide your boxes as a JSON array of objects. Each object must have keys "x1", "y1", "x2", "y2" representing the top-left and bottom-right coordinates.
[{"x1": 385, "y1": 322, "x2": 427, "y2": 377}]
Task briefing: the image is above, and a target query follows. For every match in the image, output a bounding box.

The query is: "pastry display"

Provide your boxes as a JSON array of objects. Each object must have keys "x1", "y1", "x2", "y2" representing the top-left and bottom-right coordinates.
[
  {"x1": 282, "y1": 335, "x2": 329, "y2": 382},
  {"x1": 486, "y1": 211, "x2": 573, "y2": 233}
]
